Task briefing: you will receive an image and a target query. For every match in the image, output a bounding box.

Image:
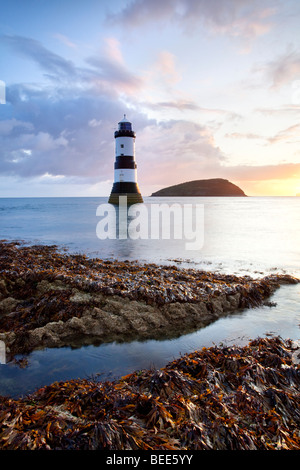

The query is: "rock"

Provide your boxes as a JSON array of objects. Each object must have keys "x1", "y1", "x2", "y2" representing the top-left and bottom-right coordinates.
[
  {"x1": 69, "y1": 290, "x2": 93, "y2": 303},
  {"x1": 36, "y1": 280, "x2": 67, "y2": 294},
  {"x1": 0, "y1": 297, "x2": 19, "y2": 316},
  {"x1": 0, "y1": 279, "x2": 8, "y2": 299}
]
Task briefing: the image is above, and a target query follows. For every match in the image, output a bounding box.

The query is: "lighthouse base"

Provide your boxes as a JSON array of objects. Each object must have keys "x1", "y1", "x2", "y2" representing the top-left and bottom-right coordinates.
[
  {"x1": 108, "y1": 182, "x2": 143, "y2": 205},
  {"x1": 108, "y1": 193, "x2": 143, "y2": 205}
]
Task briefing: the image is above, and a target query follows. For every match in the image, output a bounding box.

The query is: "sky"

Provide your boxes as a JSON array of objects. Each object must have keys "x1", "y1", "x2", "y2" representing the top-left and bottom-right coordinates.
[{"x1": 0, "y1": 0, "x2": 300, "y2": 197}]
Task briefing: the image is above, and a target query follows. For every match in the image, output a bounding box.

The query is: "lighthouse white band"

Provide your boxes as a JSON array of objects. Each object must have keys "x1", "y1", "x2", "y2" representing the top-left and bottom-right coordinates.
[
  {"x1": 114, "y1": 168, "x2": 137, "y2": 183},
  {"x1": 116, "y1": 137, "x2": 135, "y2": 157}
]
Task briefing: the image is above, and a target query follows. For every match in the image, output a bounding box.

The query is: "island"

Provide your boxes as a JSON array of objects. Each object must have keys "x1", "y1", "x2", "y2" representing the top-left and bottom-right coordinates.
[{"x1": 151, "y1": 178, "x2": 247, "y2": 197}]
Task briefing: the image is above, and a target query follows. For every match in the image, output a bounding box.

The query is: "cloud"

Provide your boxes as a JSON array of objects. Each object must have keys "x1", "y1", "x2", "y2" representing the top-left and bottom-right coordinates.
[
  {"x1": 103, "y1": 37, "x2": 124, "y2": 64},
  {"x1": 225, "y1": 132, "x2": 263, "y2": 141},
  {"x1": 261, "y1": 48, "x2": 300, "y2": 89},
  {"x1": 143, "y1": 100, "x2": 240, "y2": 122},
  {"x1": 225, "y1": 123, "x2": 300, "y2": 145},
  {"x1": 256, "y1": 104, "x2": 300, "y2": 116},
  {"x1": 155, "y1": 51, "x2": 181, "y2": 85},
  {"x1": 177, "y1": 0, "x2": 276, "y2": 39},
  {"x1": 108, "y1": 0, "x2": 176, "y2": 28},
  {"x1": 109, "y1": 0, "x2": 276, "y2": 40},
  {"x1": 1, "y1": 34, "x2": 143, "y2": 97},
  {"x1": 141, "y1": 100, "x2": 201, "y2": 113},
  {"x1": 53, "y1": 33, "x2": 77, "y2": 49},
  {"x1": 0, "y1": 118, "x2": 34, "y2": 135},
  {"x1": 86, "y1": 55, "x2": 143, "y2": 96},
  {"x1": 137, "y1": 119, "x2": 226, "y2": 185},
  {"x1": 84, "y1": 36, "x2": 144, "y2": 96},
  {"x1": 268, "y1": 123, "x2": 300, "y2": 144},
  {"x1": 1, "y1": 35, "x2": 77, "y2": 80}
]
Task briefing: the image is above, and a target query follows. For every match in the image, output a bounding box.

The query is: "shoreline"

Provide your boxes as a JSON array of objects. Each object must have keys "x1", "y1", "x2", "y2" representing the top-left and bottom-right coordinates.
[{"x1": 0, "y1": 240, "x2": 298, "y2": 360}]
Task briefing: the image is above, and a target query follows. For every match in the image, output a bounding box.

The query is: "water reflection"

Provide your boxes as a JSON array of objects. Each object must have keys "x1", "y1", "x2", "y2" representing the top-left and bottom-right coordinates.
[
  {"x1": 95, "y1": 199, "x2": 205, "y2": 263},
  {"x1": 99, "y1": 203, "x2": 141, "y2": 259}
]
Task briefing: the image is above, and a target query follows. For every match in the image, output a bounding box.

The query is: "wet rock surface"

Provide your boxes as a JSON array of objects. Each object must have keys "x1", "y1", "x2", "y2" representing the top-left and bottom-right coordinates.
[
  {"x1": 0, "y1": 336, "x2": 299, "y2": 450},
  {"x1": 0, "y1": 241, "x2": 298, "y2": 359}
]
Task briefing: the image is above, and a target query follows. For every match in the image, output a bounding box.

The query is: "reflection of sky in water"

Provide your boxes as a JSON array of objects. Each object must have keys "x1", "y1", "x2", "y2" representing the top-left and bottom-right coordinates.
[{"x1": 0, "y1": 196, "x2": 299, "y2": 397}]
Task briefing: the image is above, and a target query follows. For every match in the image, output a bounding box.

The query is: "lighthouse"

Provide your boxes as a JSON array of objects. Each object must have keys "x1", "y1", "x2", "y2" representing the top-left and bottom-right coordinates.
[{"x1": 108, "y1": 115, "x2": 143, "y2": 205}]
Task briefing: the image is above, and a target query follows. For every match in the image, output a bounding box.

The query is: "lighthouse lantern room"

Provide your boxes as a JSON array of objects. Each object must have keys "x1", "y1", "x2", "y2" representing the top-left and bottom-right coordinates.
[{"x1": 108, "y1": 115, "x2": 143, "y2": 205}]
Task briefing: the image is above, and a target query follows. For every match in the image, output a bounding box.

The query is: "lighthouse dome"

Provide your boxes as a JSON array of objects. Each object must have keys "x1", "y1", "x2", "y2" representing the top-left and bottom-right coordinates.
[
  {"x1": 120, "y1": 114, "x2": 130, "y2": 122},
  {"x1": 115, "y1": 114, "x2": 135, "y2": 138},
  {"x1": 118, "y1": 114, "x2": 132, "y2": 131}
]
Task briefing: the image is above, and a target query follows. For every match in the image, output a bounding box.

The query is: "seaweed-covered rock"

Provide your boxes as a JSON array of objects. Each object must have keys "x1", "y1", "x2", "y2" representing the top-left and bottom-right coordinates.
[{"x1": 0, "y1": 241, "x2": 298, "y2": 358}]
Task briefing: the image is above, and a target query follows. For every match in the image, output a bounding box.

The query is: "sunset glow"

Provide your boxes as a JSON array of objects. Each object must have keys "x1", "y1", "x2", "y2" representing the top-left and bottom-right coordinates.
[{"x1": 1, "y1": 0, "x2": 300, "y2": 197}]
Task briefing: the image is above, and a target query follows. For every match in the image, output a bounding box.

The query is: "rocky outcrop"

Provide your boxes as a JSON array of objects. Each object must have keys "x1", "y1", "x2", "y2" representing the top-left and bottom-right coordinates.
[
  {"x1": 0, "y1": 241, "x2": 298, "y2": 359},
  {"x1": 0, "y1": 288, "x2": 244, "y2": 355}
]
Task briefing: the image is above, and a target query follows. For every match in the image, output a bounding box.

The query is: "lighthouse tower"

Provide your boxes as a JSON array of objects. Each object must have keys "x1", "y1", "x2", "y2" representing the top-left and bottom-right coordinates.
[{"x1": 108, "y1": 115, "x2": 143, "y2": 205}]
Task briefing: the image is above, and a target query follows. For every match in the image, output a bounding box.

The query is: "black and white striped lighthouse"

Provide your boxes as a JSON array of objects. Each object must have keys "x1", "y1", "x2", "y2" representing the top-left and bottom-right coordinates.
[{"x1": 108, "y1": 115, "x2": 143, "y2": 205}]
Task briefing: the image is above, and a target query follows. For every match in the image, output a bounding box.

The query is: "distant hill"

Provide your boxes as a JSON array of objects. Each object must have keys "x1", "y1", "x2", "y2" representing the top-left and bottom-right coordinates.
[{"x1": 151, "y1": 178, "x2": 247, "y2": 197}]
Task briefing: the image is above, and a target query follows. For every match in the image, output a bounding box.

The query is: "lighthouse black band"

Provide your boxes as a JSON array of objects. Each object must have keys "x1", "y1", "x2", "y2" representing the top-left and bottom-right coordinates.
[
  {"x1": 114, "y1": 130, "x2": 136, "y2": 138},
  {"x1": 110, "y1": 182, "x2": 141, "y2": 194},
  {"x1": 115, "y1": 156, "x2": 137, "y2": 169}
]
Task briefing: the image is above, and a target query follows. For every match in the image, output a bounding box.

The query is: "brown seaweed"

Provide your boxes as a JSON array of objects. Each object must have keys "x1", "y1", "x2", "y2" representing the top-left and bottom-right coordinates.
[{"x1": 0, "y1": 336, "x2": 299, "y2": 450}]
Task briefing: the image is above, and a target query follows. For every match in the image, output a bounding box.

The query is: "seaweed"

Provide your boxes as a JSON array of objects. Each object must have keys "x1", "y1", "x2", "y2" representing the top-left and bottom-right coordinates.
[{"x1": 0, "y1": 336, "x2": 299, "y2": 450}]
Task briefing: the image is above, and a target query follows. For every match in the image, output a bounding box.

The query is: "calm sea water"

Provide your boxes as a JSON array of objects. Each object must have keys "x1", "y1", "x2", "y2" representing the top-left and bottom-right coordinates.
[{"x1": 0, "y1": 196, "x2": 299, "y2": 397}]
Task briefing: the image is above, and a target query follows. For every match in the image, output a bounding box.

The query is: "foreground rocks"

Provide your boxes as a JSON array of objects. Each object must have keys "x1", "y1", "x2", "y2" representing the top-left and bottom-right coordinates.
[
  {"x1": 0, "y1": 241, "x2": 298, "y2": 359},
  {"x1": 0, "y1": 336, "x2": 299, "y2": 450},
  {"x1": 0, "y1": 242, "x2": 299, "y2": 450}
]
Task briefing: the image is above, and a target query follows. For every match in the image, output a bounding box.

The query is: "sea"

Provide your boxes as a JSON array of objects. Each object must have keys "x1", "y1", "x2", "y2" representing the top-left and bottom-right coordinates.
[{"x1": 0, "y1": 196, "x2": 299, "y2": 397}]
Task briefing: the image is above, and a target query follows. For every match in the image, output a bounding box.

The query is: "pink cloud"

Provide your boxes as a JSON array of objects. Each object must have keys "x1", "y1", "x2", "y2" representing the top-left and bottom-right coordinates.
[{"x1": 109, "y1": 0, "x2": 276, "y2": 40}]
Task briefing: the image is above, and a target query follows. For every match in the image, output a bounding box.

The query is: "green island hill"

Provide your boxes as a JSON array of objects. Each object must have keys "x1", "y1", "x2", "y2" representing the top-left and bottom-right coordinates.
[{"x1": 151, "y1": 178, "x2": 247, "y2": 197}]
